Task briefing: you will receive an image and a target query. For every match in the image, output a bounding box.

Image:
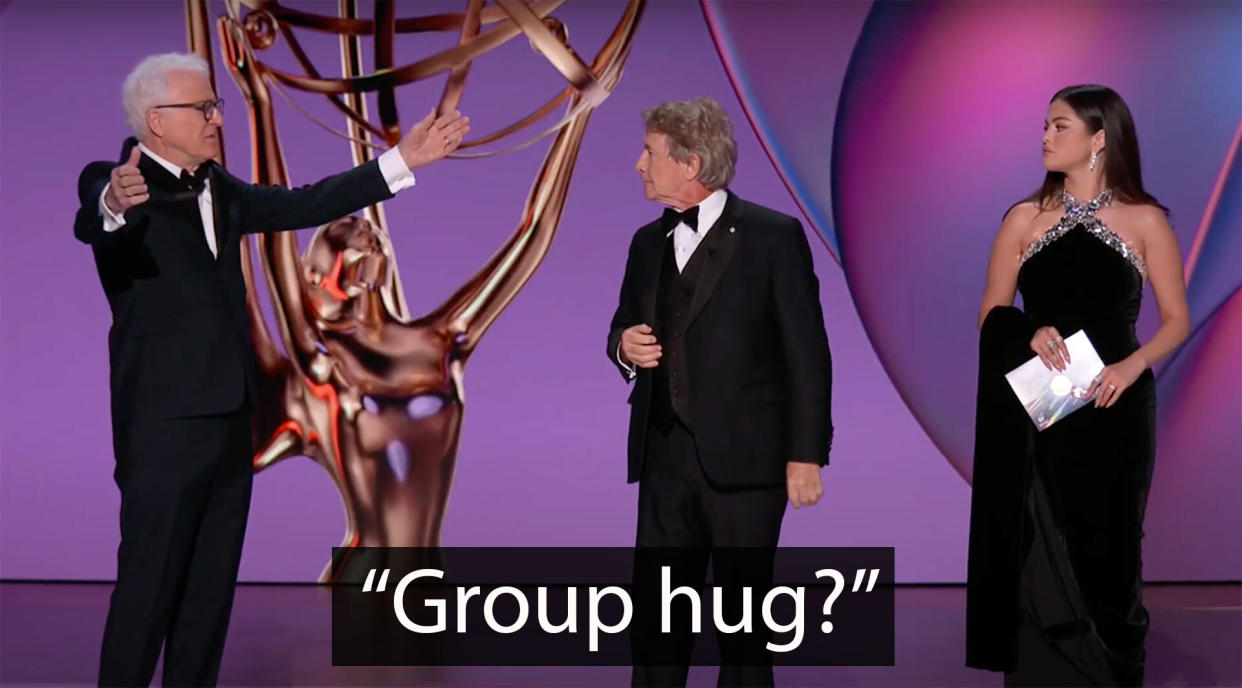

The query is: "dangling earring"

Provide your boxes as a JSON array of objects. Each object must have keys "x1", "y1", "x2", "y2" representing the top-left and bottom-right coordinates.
[{"x1": 1089, "y1": 150, "x2": 1098, "y2": 172}]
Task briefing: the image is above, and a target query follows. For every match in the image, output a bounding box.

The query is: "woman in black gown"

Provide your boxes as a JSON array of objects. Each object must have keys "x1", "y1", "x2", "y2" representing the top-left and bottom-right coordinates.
[{"x1": 967, "y1": 85, "x2": 1190, "y2": 686}]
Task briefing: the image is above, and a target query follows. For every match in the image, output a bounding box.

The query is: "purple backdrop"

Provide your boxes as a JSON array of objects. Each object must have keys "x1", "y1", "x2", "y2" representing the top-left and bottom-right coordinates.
[{"x1": 1, "y1": 0, "x2": 1237, "y2": 583}]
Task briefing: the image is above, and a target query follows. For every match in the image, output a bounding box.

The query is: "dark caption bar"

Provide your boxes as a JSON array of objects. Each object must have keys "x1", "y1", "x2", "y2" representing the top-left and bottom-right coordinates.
[{"x1": 331, "y1": 547, "x2": 894, "y2": 667}]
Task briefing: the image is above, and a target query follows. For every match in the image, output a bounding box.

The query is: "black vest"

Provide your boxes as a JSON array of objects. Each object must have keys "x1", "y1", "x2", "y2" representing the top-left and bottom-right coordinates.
[{"x1": 649, "y1": 212, "x2": 726, "y2": 430}]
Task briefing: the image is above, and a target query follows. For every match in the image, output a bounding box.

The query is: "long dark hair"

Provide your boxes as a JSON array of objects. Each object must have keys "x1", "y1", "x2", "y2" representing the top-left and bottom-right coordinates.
[{"x1": 1028, "y1": 84, "x2": 1167, "y2": 213}]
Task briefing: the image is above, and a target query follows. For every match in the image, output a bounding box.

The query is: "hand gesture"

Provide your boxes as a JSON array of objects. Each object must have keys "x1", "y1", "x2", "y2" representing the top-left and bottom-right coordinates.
[
  {"x1": 397, "y1": 108, "x2": 470, "y2": 169},
  {"x1": 104, "y1": 147, "x2": 148, "y2": 214}
]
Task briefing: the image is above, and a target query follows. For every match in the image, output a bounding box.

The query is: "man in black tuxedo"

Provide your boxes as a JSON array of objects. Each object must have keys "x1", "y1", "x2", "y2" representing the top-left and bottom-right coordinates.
[
  {"x1": 74, "y1": 53, "x2": 468, "y2": 687},
  {"x1": 607, "y1": 97, "x2": 833, "y2": 687}
]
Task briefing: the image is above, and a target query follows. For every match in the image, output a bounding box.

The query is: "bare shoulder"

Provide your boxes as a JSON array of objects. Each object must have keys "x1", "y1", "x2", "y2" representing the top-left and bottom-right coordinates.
[
  {"x1": 998, "y1": 200, "x2": 1041, "y2": 241},
  {"x1": 998, "y1": 199, "x2": 1038, "y2": 226},
  {"x1": 1003, "y1": 200, "x2": 1041, "y2": 223},
  {"x1": 1121, "y1": 202, "x2": 1171, "y2": 229},
  {"x1": 1112, "y1": 202, "x2": 1173, "y2": 241}
]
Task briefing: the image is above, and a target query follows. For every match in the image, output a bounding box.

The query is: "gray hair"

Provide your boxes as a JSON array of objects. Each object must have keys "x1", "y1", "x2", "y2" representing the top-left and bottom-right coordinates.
[
  {"x1": 122, "y1": 53, "x2": 210, "y2": 140},
  {"x1": 642, "y1": 96, "x2": 737, "y2": 190}
]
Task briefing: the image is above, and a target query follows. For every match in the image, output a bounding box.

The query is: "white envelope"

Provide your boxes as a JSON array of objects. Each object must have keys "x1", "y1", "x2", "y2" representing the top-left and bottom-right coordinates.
[{"x1": 1005, "y1": 330, "x2": 1106, "y2": 431}]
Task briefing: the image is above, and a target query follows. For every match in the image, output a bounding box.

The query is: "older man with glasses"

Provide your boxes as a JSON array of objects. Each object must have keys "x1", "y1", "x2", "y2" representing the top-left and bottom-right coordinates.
[{"x1": 74, "y1": 52, "x2": 468, "y2": 687}]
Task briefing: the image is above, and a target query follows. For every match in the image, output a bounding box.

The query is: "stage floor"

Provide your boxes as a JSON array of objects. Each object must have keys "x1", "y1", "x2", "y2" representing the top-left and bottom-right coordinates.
[{"x1": 1, "y1": 582, "x2": 1237, "y2": 687}]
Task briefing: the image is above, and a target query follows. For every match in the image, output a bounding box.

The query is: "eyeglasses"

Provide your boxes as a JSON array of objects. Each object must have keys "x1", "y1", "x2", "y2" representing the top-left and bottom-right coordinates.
[{"x1": 152, "y1": 98, "x2": 224, "y2": 121}]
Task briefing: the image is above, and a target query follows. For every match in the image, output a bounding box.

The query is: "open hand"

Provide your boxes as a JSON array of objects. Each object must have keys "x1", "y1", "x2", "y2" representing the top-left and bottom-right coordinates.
[{"x1": 397, "y1": 108, "x2": 470, "y2": 169}]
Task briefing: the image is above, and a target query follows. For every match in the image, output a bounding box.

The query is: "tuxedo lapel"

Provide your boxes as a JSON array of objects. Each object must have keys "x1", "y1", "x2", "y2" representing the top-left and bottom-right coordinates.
[
  {"x1": 127, "y1": 154, "x2": 192, "y2": 237},
  {"x1": 204, "y1": 164, "x2": 231, "y2": 262},
  {"x1": 131, "y1": 146, "x2": 221, "y2": 264},
  {"x1": 638, "y1": 227, "x2": 664, "y2": 327},
  {"x1": 136, "y1": 154, "x2": 191, "y2": 200},
  {"x1": 685, "y1": 191, "x2": 742, "y2": 327}
]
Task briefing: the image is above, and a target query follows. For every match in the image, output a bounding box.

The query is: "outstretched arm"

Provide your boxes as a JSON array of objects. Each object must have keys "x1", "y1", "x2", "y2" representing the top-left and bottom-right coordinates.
[{"x1": 227, "y1": 108, "x2": 467, "y2": 234}]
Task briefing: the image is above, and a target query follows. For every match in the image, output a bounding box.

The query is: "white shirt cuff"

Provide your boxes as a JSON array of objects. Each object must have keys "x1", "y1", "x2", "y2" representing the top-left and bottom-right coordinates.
[
  {"x1": 617, "y1": 342, "x2": 636, "y2": 379},
  {"x1": 378, "y1": 147, "x2": 416, "y2": 194},
  {"x1": 99, "y1": 184, "x2": 126, "y2": 232}
]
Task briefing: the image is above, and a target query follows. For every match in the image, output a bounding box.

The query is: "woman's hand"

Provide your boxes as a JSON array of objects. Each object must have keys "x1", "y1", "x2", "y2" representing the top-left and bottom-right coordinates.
[
  {"x1": 1030, "y1": 326, "x2": 1070, "y2": 371},
  {"x1": 1088, "y1": 355, "x2": 1147, "y2": 408}
]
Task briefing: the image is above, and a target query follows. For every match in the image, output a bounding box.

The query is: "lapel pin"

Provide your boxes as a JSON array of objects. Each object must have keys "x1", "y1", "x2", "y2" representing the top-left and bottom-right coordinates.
[{"x1": 729, "y1": 227, "x2": 736, "y2": 234}]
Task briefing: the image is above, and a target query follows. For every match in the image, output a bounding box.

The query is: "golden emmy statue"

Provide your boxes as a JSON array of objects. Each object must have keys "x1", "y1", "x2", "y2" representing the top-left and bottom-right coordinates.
[{"x1": 186, "y1": 0, "x2": 642, "y2": 580}]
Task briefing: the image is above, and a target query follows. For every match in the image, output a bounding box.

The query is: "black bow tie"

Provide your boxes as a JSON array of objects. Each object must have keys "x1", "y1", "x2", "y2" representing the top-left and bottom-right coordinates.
[
  {"x1": 661, "y1": 205, "x2": 699, "y2": 232},
  {"x1": 179, "y1": 166, "x2": 210, "y2": 193}
]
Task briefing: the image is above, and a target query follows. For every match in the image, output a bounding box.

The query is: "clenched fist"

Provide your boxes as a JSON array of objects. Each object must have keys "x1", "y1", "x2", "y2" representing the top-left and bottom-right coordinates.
[
  {"x1": 620, "y1": 323, "x2": 662, "y2": 369},
  {"x1": 787, "y1": 462, "x2": 823, "y2": 508},
  {"x1": 103, "y1": 147, "x2": 148, "y2": 215}
]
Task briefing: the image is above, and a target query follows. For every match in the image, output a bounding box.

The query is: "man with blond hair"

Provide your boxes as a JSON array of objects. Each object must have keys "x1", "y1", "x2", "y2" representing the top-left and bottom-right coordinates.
[
  {"x1": 75, "y1": 52, "x2": 467, "y2": 686},
  {"x1": 608, "y1": 96, "x2": 834, "y2": 686}
]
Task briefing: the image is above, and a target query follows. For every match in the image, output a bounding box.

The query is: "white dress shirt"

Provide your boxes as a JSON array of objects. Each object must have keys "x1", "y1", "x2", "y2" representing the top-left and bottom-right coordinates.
[
  {"x1": 617, "y1": 188, "x2": 728, "y2": 377},
  {"x1": 671, "y1": 188, "x2": 727, "y2": 272},
  {"x1": 99, "y1": 145, "x2": 415, "y2": 257}
]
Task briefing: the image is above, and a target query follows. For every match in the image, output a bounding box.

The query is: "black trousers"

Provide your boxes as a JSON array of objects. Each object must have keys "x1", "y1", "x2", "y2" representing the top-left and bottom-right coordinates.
[
  {"x1": 99, "y1": 406, "x2": 253, "y2": 687},
  {"x1": 632, "y1": 420, "x2": 787, "y2": 688}
]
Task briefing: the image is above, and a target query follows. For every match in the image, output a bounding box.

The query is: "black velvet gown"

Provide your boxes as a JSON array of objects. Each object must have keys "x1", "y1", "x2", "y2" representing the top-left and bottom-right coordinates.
[{"x1": 967, "y1": 190, "x2": 1157, "y2": 687}]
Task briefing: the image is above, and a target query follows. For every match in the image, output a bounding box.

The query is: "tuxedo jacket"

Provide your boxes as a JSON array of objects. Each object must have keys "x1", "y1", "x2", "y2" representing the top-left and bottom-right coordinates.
[
  {"x1": 74, "y1": 138, "x2": 393, "y2": 426},
  {"x1": 607, "y1": 191, "x2": 834, "y2": 487}
]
